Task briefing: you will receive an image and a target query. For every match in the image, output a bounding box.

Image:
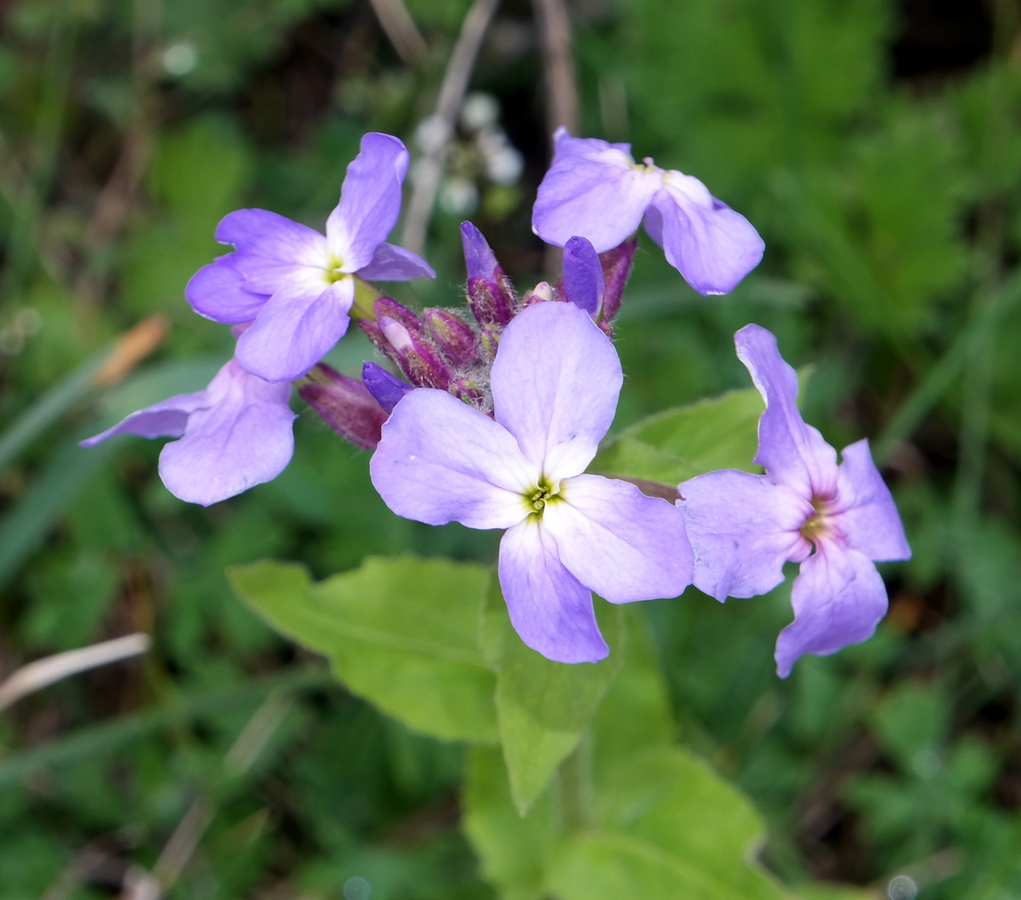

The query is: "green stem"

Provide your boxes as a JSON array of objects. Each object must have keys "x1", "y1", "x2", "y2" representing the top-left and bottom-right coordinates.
[{"x1": 558, "y1": 738, "x2": 590, "y2": 831}]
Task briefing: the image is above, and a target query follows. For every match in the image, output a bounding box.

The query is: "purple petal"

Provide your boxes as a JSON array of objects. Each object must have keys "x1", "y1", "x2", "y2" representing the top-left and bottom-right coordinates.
[
  {"x1": 235, "y1": 278, "x2": 355, "y2": 382},
  {"x1": 370, "y1": 388, "x2": 538, "y2": 530},
  {"x1": 735, "y1": 324, "x2": 839, "y2": 500},
  {"x1": 327, "y1": 133, "x2": 409, "y2": 272},
  {"x1": 79, "y1": 391, "x2": 207, "y2": 448},
  {"x1": 362, "y1": 361, "x2": 413, "y2": 414},
  {"x1": 678, "y1": 470, "x2": 812, "y2": 602},
  {"x1": 642, "y1": 180, "x2": 764, "y2": 295},
  {"x1": 185, "y1": 255, "x2": 269, "y2": 324},
  {"x1": 460, "y1": 221, "x2": 501, "y2": 282},
  {"x1": 775, "y1": 544, "x2": 890, "y2": 678},
  {"x1": 832, "y1": 439, "x2": 911, "y2": 562},
  {"x1": 356, "y1": 242, "x2": 435, "y2": 281},
  {"x1": 562, "y1": 236, "x2": 604, "y2": 318},
  {"x1": 498, "y1": 518, "x2": 609, "y2": 663},
  {"x1": 158, "y1": 360, "x2": 296, "y2": 506},
  {"x1": 215, "y1": 209, "x2": 327, "y2": 295},
  {"x1": 532, "y1": 130, "x2": 660, "y2": 253},
  {"x1": 491, "y1": 301, "x2": 621, "y2": 479},
  {"x1": 542, "y1": 474, "x2": 692, "y2": 603}
]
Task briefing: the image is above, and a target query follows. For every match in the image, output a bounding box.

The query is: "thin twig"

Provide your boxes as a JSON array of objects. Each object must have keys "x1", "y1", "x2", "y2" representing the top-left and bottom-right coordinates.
[
  {"x1": 400, "y1": 0, "x2": 501, "y2": 256},
  {"x1": 367, "y1": 0, "x2": 427, "y2": 65},
  {"x1": 533, "y1": 0, "x2": 579, "y2": 135},
  {"x1": 0, "y1": 634, "x2": 151, "y2": 712}
]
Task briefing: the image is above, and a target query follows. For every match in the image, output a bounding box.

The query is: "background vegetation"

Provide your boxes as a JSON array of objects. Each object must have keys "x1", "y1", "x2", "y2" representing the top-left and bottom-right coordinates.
[{"x1": 1, "y1": 0, "x2": 1020, "y2": 896}]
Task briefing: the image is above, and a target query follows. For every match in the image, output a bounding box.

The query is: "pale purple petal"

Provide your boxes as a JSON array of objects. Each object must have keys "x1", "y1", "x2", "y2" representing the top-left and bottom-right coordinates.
[
  {"x1": 542, "y1": 474, "x2": 692, "y2": 603},
  {"x1": 362, "y1": 361, "x2": 412, "y2": 414},
  {"x1": 460, "y1": 221, "x2": 500, "y2": 282},
  {"x1": 370, "y1": 389, "x2": 538, "y2": 530},
  {"x1": 832, "y1": 439, "x2": 911, "y2": 562},
  {"x1": 775, "y1": 544, "x2": 890, "y2": 678},
  {"x1": 491, "y1": 301, "x2": 621, "y2": 479},
  {"x1": 157, "y1": 360, "x2": 296, "y2": 507},
  {"x1": 532, "y1": 130, "x2": 660, "y2": 253},
  {"x1": 643, "y1": 182, "x2": 764, "y2": 295},
  {"x1": 185, "y1": 255, "x2": 268, "y2": 324},
  {"x1": 562, "y1": 236, "x2": 604, "y2": 318},
  {"x1": 498, "y1": 518, "x2": 609, "y2": 663},
  {"x1": 79, "y1": 391, "x2": 207, "y2": 447},
  {"x1": 215, "y1": 209, "x2": 327, "y2": 295},
  {"x1": 235, "y1": 278, "x2": 355, "y2": 382},
  {"x1": 678, "y1": 470, "x2": 812, "y2": 602},
  {"x1": 327, "y1": 133, "x2": 409, "y2": 271},
  {"x1": 356, "y1": 242, "x2": 435, "y2": 281},
  {"x1": 735, "y1": 324, "x2": 839, "y2": 499}
]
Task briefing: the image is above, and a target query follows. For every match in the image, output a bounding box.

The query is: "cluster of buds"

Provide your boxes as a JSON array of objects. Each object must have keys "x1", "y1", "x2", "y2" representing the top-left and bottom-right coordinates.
[{"x1": 301, "y1": 221, "x2": 640, "y2": 449}]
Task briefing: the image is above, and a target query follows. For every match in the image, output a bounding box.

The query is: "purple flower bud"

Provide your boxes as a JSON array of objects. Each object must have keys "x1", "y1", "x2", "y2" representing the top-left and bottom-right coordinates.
[
  {"x1": 599, "y1": 236, "x2": 637, "y2": 323},
  {"x1": 461, "y1": 221, "x2": 515, "y2": 326},
  {"x1": 451, "y1": 376, "x2": 485, "y2": 408},
  {"x1": 379, "y1": 316, "x2": 452, "y2": 390},
  {"x1": 479, "y1": 325, "x2": 500, "y2": 360},
  {"x1": 424, "y1": 308, "x2": 479, "y2": 367},
  {"x1": 362, "y1": 361, "x2": 413, "y2": 414},
  {"x1": 374, "y1": 297, "x2": 424, "y2": 334},
  {"x1": 562, "y1": 236, "x2": 604, "y2": 319},
  {"x1": 299, "y1": 363, "x2": 387, "y2": 450}
]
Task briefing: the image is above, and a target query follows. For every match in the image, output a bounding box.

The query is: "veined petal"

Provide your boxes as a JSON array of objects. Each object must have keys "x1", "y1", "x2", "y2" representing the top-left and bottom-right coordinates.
[
  {"x1": 158, "y1": 360, "x2": 296, "y2": 507},
  {"x1": 327, "y1": 133, "x2": 409, "y2": 271},
  {"x1": 370, "y1": 389, "x2": 538, "y2": 530},
  {"x1": 185, "y1": 255, "x2": 269, "y2": 324},
  {"x1": 215, "y1": 209, "x2": 327, "y2": 294},
  {"x1": 235, "y1": 278, "x2": 355, "y2": 382},
  {"x1": 498, "y1": 518, "x2": 609, "y2": 663},
  {"x1": 832, "y1": 439, "x2": 911, "y2": 562},
  {"x1": 735, "y1": 324, "x2": 839, "y2": 499},
  {"x1": 356, "y1": 242, "x2": 435, "y2": 281},
  {"x1": 491, "y1": 301, "x2": 621, "y2": 479},
  {"x1": 678, "y1": 469, "x2": 812, "y2": 602},
  {"x1": 562, "y1": 236, "x2": 604, "y2": 318},
  {"x1": 643, "y1": 181, "x2": 764, "y2": 295},
  {"x1": 79, "y1": 391, "x2": 207, "y2": 447},
  {"x1": 775, "y1": 544, "x2": 889, "y2": 678},
  {"x1": 543, "y1": 474, "x2": 692, "y2": 603},
  {"x1": 532, "y1": 130, "x2": 660, "y2": 253}
]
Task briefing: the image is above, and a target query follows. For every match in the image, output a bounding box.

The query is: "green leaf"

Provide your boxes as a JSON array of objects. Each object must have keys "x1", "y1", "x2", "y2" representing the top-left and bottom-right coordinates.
[
  {"x1": 547, "y1": 746, "x2": 787, "y2": 900},
  {"x1": 228, "y1": 556, "x2": 498, "y2": 743},
  {"x1": 485, "y1": 578, "x2": 625, "y2": 814},
  {"x1": 594, "y1": 386, "x2": 764, "y2": 484}
]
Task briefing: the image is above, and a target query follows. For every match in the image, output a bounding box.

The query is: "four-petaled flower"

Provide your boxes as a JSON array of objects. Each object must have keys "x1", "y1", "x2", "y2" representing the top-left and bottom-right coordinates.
[
  {"x1": 370, "y1": 300, "x2": 694, "y2": 663},
  {"x1": 186, "y1": 132, "x2": 435, "y2": 383},
  {"x1": 677, "y1": 324, "x2": 911, "y2": 677},
  {"x1": 532, "y1": 128, "x2": 764, "y2": 296},
  {"x1": 81, "y1": 358, "x2": 296, "y2": 507}
]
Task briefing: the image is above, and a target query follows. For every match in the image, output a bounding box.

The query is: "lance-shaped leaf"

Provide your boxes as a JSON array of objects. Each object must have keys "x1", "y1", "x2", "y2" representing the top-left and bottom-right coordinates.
[
  {"x1": 483, "y1": 575, "x2": 624, "y2": 814},
  {"x1": 228, "y1": 556, "x2": 498, "y2": 743}
]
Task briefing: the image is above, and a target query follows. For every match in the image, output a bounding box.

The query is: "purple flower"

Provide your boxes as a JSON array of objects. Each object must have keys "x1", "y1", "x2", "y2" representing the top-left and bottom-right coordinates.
[
  {"x1": 532, "y1": 128, "x2": 764, "y2": 295},
  {"x1": 81, "y1": 359, "x2": 296, "y2": 506},
  {"x1": 186, "y1": 133, "x2": 435, "y2": 383},
  {"x1": 370, "y1": 300, "x2": 693, "y2": 663},
  {"x1": 561, "y1": 235, "x2": 604, "y2": 319},
  {"x1": 677, "y1": 325, "x2": 910, "y2": 677}
]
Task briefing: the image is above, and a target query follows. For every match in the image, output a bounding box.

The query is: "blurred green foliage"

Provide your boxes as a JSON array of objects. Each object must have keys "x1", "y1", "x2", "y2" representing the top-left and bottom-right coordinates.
[{"x1": 1, "y1": 0, "x2": 1021, "y2": 896}]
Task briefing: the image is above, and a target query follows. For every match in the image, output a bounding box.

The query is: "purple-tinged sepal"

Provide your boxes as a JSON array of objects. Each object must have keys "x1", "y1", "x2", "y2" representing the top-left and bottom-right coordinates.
[
  {"x1": 424, "y1": 308, "x2": 479, "y2": 367},
  {"x1": 379, "y1": 316, "x2": 452, "y2": 390},
  {"x1": 299, "y1": 363, "x2": 387, "y2": 449},
  {"x1": 598, "y1": 236, "x2": 637, "y2": 323},
  {"x1": 562, "y1": 236, "x2": 604, "y2": 319},
  {"x1": 374, "y1": 296, "x2": 425, "y2": 334},
  {"x1": 362, "y1": 361, "x2": 413, "y2": 414},
  {"x1": 461, "y1": 221, "x2": 515, "y2": 325}
]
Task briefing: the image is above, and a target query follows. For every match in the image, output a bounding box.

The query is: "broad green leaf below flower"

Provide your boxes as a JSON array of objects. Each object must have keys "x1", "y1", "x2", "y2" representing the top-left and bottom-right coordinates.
[{"x1": 228, "y1": 556, "x2": 498, "y2": 743}]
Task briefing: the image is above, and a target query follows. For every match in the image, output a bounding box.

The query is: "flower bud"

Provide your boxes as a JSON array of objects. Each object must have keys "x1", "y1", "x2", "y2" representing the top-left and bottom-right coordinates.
[
  {"x1": 479, "y1": 325, "x2": 500, "y2": 360},
  {"x1": 599, "y1": 236, "x2": 638, "y2": 323},
  {"x1": 374, "y1": 297, "x2": 424, "y2": 334},
  {"x1": 298, "y1": 364, "x2": 387, "y2": 450},
  {"x1": 423, "y1": 308, "x2": 479, "y2": 367},
  {"x1": 451, "y1": 376, "x2": 486, "y2": 408},
  {"x1": 461, "y1": 221, "x2": 515, "y2": 325},
  {"x1": 362, "y1": 361, "x2": 413, "y2": 414},
  {"x1": 379, "y1": 316, "x2": 452, "y2": 390},
  {"x1": 523, "y1": 281, "x2": 556, "y2": 306},
  {"x1": 562, "y1": 236, "x2": 603, "y2": 319}
]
